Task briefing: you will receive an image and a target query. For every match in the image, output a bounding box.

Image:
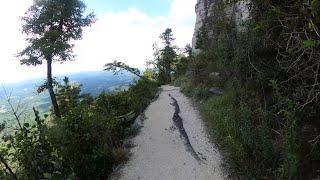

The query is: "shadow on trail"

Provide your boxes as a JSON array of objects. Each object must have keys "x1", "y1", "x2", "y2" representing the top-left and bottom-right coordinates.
[{"x1": 169, "y1": 94, "x2": 202, "y2": 162}]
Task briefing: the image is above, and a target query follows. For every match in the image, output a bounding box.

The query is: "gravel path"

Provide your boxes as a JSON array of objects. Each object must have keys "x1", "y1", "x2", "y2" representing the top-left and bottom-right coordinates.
[{"x1": 112, "y1": 85, "x2": 227, "y2": 180}]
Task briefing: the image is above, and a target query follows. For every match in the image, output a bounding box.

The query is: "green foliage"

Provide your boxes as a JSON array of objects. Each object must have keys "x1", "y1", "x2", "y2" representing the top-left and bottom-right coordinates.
[
  {"x1": 302, "y1": 39, "x2": 320, "y2": 48},
  {"x1": 197, "y1": 84, "x2": 276, "y2": 179},
  {"x1": 37, "y1": 78, "x2": 60, "y2": 93},
  {"x1": 195, "y1": 26, "x2": 206, "y2": 50},
  {"x1": 127, "y1": 79, "x2": 158, "y2": 114},
  {"x1": 149, "y1": 28, "x2": 178, "y2": 85},
  {"x1": 172, "y1": 76, "x2": 189, "y2": 87},
  {"x1": 249, "y1": 0, "x2": 320, "y2": 107},
  {"x1": 160, "y1": 28, "x2": 175, "y2": 47},
  {"x1": 0, "y1": 75, "x2": 158, "y2": 179},
  {"x1": 181, "y1": 82, "x2": 210, "y2": 101},
  {"x1": 50, "y1": 104, "x2": 118, "y2": 178},
  {"x1": 104, "y1": 61, "x2": 143, "y2": 78},
  {"x1": 175, "y1": 0, "x2": 320, "y2": 178},
  {"x1": 143, "y1": 68, "x2": 156, "y2": 81},
  {"x1": 247, "y1": 0, "x2": 320, "y2": 177},
  {"x1": 19, "y1": 0, "x2": 95, "y2": 65},
  {"x1": 1, "y1": 109, "x2": 60, "y2": 179},
  {"x1": 50, "y1": 77, "x2": 157, "y2": 179},
  {"x1": 188, "y1": 51, "x2": 215, "y2": 84},
  {"x1": 173, "y1": 56, "x2": 188, "y2": 78},
  {"x1": 56, "y1": 77, "x2": 84, "y2": 115}
]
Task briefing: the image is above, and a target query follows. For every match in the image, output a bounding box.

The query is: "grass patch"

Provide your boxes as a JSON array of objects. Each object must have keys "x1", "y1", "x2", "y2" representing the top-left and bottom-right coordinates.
[{"x1": 178, "y1": 80, "x2": 279, "y2": 179}]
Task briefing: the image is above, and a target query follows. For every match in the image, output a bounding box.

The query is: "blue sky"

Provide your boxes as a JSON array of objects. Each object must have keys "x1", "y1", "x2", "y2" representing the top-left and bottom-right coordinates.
[
  {"x1": 84, "y1": 0, "x2": 171, "y2": 17},
  {"x1": 0, "y1": 0, "x2": 196, "y2": 83}
]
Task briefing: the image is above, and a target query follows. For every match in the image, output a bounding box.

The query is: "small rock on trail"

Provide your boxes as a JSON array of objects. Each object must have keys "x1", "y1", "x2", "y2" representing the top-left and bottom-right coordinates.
[{"x1": 111, "y1": 85, "x2": 228, "y2": 180}]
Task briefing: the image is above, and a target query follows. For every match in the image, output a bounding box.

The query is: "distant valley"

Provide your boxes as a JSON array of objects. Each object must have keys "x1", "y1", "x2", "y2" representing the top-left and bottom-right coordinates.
[{"x1": 0, "y1": 71, "x2": 135, "y2": 124}]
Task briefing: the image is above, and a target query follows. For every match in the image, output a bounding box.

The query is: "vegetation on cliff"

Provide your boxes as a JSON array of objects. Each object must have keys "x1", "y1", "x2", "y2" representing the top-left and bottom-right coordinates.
[
  {"x1": 0, "y1": 75, "x2": 158, "y2": 179},
  {"x1": 174, "y1": 0, "x2": 320, "y2": 179}
]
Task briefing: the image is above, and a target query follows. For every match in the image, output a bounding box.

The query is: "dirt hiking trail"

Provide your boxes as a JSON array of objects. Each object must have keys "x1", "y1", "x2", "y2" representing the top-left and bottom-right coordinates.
[{"x1": 112, "y1": 85, "x2": 228, "y2": 180}]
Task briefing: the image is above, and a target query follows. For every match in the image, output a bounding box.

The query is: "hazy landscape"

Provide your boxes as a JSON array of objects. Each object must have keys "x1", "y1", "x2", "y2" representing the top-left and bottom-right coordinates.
[{"x1": 0, "y1": 71, "x2": 135, "y2": 124}]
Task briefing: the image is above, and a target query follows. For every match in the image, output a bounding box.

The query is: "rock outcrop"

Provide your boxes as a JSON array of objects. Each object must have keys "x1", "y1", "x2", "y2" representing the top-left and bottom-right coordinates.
[
  {"x1": 192, "y1": 0, "x2": 249, "y2": 52},
  {"x1": 192, "y1": 0, "x2": 215, "y2": 52}
]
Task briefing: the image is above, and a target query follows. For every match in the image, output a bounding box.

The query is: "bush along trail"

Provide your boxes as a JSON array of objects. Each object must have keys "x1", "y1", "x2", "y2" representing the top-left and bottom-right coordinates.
[{"x1": 112, "y1": 86, "x2": 228, "y2": 180}]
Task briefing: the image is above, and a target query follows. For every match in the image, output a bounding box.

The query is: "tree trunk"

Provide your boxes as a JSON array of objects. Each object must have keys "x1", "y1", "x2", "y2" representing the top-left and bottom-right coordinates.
[{"x1": 46, "y1": 56, "x2": 61, "y2": 118}]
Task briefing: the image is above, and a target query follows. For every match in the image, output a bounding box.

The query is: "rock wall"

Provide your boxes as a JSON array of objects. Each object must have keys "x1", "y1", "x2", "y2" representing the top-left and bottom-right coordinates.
[
  {"x1": 192, "y1": 0, "x2": 249, "y2": 52},
  {"x1": 192, "y1": 0, "x2": 215, "y2": 52}
]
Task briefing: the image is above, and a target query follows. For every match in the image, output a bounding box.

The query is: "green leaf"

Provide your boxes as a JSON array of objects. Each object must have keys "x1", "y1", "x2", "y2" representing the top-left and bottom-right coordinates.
[
  {"x1": 253, "y1": 24, "x2": 261, "y2": 32},
  {"x1": 303, "y1": 39, "x2": 320, "y2": 48}
]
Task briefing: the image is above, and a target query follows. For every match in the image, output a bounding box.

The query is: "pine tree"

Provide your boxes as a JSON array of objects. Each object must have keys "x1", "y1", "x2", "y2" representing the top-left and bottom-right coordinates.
[
  {"x1": 19, "y1": 0, "x2": 94, "y2": 118},
  {"x1": 158, "y1": 28, "x2": 177, "y2": 84}
]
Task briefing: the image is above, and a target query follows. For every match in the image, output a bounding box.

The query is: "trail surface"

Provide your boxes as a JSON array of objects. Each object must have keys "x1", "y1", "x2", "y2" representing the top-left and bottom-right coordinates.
[{"x1": 112, "y1": 85, "x2": 227, "y2": 180}]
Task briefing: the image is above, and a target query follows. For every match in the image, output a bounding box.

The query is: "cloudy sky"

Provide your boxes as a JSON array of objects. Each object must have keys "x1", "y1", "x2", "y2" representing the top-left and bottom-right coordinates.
[{"x1": 0, "y1": 0, "x2": 196, "y2": 83}]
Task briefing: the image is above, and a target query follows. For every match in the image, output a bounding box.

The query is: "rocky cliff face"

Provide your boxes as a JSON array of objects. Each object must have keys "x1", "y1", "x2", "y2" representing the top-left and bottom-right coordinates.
[
  {"x1": 192, "y1": 0, "x2": 215, "y2": 52},
  {"x1": 192, "y1": 0, "x2": 249, "y2": 51}
]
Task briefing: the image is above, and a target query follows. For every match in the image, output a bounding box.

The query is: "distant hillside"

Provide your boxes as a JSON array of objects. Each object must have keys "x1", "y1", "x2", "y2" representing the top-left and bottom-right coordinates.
[{"x1": 0, "y1": 71, "x2": 135, "y2": 124}]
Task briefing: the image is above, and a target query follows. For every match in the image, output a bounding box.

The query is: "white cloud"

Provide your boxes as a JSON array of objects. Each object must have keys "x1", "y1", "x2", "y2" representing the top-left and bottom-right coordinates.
[
  {"x1": 0, "y1": 0, "x2": 196, "y2": 84},
  {"x1": 0, "y1": 0, "x2": 42, "y2": 84}
]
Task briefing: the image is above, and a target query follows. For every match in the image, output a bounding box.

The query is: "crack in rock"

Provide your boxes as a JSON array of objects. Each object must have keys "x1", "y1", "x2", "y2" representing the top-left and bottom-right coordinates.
[{"x1": 169, "y1": 94, "x2": 202, "y2": 162}]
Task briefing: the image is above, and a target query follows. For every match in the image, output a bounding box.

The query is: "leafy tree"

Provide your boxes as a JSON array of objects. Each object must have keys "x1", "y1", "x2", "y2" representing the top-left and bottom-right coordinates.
[
  {"x1": 158, "y1": 28, "x2": 177, "y2": 84},
  {"x1": 160, "y1": 28, "x2": 175, "y2": 47},
  {"x1": 19, "y1": 0, "x2": 95, "y2": 118},
  {"x1": 147, "y1": 28, "x2": 177, "y2": 84},
  {"x1": 104, "y1": 60, "x2": 144, "y2": 78}
]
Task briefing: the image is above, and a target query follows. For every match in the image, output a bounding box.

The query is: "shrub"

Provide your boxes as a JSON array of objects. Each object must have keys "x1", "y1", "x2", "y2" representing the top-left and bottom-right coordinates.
[
  {"x1": 0, "y1": 76, "x2": 158, "y2": 179},
  {"x1": 174, "y1": 0, "x2": 319, "y2": 178}
]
